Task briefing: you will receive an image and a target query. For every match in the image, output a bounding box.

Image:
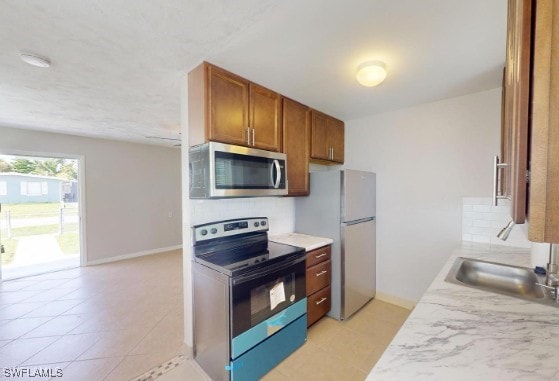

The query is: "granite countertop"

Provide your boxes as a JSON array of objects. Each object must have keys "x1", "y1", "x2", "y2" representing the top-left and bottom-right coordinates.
[
  {"x1": 268, "y1": 233, "x2": 333, "y2": 252},
  {"x1": 368, "y1": 243, "x2": 559, "y2": 381}
]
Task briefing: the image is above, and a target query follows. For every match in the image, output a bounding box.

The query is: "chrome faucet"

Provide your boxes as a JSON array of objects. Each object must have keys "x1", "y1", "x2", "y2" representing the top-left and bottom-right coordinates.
[
  {"x1": 536, "y1": 244, "x2": 559, "y2": 302},
  {"x1": 546, "y1": 244, "x2": 559, "y2": 286}
]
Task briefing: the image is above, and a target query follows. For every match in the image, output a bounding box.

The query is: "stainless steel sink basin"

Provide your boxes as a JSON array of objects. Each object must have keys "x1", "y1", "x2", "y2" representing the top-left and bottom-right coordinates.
[{"x1": 445, "y1": 257, "x2": 558, "y2": 307}]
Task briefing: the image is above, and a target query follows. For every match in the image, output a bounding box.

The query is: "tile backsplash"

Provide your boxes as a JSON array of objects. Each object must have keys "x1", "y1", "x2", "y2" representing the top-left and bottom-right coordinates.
[
  {"x1": 462, "y1": 197, "x2": 530, "y2": 248},
  {"x1": 190, "y1": 197, "x2": 295, "y2": 235}
]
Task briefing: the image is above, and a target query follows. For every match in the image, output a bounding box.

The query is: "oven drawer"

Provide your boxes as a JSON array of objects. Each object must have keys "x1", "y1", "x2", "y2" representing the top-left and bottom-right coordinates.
[
  {"x1": 306, "y1": 245, "x2": 331, "y2": 268},
  {"x1": 307, "y1": 285, "x2": 331, "y2": 327},
  {"x1": 306, "y1": 259, "x2": 331, "y2": 295},
  {"x1": 231, "y1": 298, "x2": 306, "y2": 359},
  {"x1": 230, "y1": 314, "x2": 307, "y2": 381}
]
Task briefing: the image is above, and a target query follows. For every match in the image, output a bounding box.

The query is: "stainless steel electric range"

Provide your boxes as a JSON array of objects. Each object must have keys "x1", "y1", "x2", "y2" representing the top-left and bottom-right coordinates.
[{"x1": 192, "y1": 217, "x2": 307, "y2": 381}]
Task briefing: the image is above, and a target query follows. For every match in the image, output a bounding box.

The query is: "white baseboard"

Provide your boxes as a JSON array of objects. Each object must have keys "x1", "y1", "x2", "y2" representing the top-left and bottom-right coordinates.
[
  {"x1": 86, "y1": 245, "x2": 183, "y2": 266},
  {"x1": 375, "y1": 291, "x2": 416, "y2": 310}
]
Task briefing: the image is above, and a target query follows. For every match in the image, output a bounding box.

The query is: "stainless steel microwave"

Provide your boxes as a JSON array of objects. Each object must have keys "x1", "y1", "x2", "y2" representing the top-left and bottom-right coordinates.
[{"x1": 189, "y1": 142, "x2": 288, "y2": 198}]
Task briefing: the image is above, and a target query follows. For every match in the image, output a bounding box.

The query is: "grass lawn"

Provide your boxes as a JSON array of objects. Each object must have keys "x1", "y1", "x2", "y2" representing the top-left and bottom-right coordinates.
[
  {"x1": 1, "y1": 202, "x2": 78, "y2": 218},
  {"x1": 0, "y1": 202, "x2": 80, "y2": 265}
]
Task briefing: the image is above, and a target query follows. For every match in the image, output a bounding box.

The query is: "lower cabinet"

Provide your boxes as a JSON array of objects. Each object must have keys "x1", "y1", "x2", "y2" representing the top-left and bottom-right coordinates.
[{"x1": 305, "y1": 245, "x2": 331, "y2": 327}]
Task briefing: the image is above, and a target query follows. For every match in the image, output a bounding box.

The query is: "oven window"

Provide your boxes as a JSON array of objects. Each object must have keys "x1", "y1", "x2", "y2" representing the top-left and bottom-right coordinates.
[
  {"x1": 250, "y1": 274, "x2": 294, "y2": 326},
  {"x1": 231, "y1": 258, "x2": 305, "y2": 338}
]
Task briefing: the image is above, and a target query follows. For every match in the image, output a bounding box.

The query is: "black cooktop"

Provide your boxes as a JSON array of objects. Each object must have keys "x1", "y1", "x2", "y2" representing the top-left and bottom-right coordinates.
[
  {"x1": 192, "y1": 217, "x2": 306, "y2": 277},
  {"x1": 194, "y1": 239, "x2": 305, "y2": 277}
]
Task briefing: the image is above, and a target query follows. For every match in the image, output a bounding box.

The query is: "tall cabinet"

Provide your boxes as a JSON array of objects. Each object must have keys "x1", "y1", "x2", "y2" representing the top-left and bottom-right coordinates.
[{"x1": 283, "y1": 98, "x2": 311, "y2": 196}]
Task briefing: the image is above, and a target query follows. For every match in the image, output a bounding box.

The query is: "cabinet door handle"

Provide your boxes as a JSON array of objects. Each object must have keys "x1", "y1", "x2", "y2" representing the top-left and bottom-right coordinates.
[
  {"x1": 252, "y1": 128, "x2": 255, "y2": 146},
  {"x1": 315, "y1": 253, "x2": 327, "y2": 259},
  {"x1": 316, "y1": 297, "x2": 328, "y2": 305},
  {"x1": 493, "y1": 155, "x2": 509, "y2": 206},
  {"x1": 315, "y1": 270, "x2": 327, "y2": 277},
  {"x1": 246, "y1": 127, "x2": 251, "y2": 146}
]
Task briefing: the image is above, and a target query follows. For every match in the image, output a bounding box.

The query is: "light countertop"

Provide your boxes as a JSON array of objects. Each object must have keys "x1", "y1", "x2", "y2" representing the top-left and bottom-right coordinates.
[
  {"x1": 268, "y1": 233, "x2": 333, "y2": 252},
  {"x1": 368, "y1": 243, "x2": 559, "y2": 381}
]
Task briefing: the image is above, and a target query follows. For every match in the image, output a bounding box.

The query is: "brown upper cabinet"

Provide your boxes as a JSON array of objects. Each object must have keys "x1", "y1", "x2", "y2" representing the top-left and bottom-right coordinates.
[
  {"x1": 528, "y1": 0, "x2": 559, "y2": 243},
  {"x1": 283, "y1": 98, "x2": 311, "y2": 196},
  {"x1": 496, "y1": 0, "x2": 531, "y2": 224},
  {"x1": 310, "y1": 110, "x2": 344, "y2": 164},
  {"x1": 188, "y1": 62, "x2": 282, "y2": 152}
]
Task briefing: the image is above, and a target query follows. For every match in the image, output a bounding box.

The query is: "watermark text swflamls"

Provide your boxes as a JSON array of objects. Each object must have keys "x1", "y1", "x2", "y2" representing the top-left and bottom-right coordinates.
[{"x1": 3, "y1": 367, "x2": 63, "y2": 378}]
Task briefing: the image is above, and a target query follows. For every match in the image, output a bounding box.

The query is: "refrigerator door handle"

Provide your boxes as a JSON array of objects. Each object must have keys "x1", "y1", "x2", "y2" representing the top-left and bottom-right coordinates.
[{"x1": 342, "y1": 217, "x2": 375, "y2": 226}]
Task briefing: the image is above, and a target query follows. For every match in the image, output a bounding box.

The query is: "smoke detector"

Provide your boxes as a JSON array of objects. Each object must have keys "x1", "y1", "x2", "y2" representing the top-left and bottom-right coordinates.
[{"x1": 20, "y1": 52, "x2": 51, "y2": 68}]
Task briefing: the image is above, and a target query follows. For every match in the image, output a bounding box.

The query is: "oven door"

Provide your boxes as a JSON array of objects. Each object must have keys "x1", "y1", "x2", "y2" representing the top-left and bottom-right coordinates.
[{"x1": 230, "y1": 255, "x2": 306, "y2": 340}]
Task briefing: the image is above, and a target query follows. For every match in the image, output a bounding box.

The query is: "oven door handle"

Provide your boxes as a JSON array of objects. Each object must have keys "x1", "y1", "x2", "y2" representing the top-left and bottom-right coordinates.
[{"x1": 232, "y1": 255, "x2": 305, "y2": 285}]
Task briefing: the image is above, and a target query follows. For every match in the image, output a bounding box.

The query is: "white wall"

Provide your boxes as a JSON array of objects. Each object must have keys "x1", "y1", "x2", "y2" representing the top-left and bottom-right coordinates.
[
  {"x1": 190, "y1": 198, "x2": 294, "y2": 234},
  {"x1": 0, "y1": 126, "x2": 182, "y2": 263},
  {"x1": 345, "y1": 88, "x2": 502, "y2": 303}
]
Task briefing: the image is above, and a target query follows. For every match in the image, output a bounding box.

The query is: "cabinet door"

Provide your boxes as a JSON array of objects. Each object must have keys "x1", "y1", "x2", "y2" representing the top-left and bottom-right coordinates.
[
  {"x1": 328, "y1": 117, "x2": 345, "y2": 163},
  {"x1": 529, "y1": 0, "x2": 559, "y2": 243},
  {"x1": 207, "y1": 65, "x2": 250, "y2": 147},
  {"x1": 501, "y1": 0, "x2": 531, "y2": 223},
  {"x1": 283, "y1": 98, "x2": 310, "y2": 196},
  {"x1": 310, "y1": 110, "x2": 330, "y2": 161},
  {"x1": 250, "y1": 84, "x2": 282, "y2": 151}
]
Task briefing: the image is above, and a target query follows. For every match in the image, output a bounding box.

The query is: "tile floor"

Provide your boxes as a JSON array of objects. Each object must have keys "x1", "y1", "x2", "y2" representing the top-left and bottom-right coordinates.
[
  {"x1": 0, "y1": 250, "x2": 411, "y2": 381},
  {"x1": 0, "y1": 250, "x2": 184, "y2": 380}
]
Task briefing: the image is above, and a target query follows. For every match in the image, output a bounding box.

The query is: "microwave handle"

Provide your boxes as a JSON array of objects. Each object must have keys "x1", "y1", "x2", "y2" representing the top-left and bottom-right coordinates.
[{"x1": 272, "y1": 159, "x2": 281, "y2": 189}]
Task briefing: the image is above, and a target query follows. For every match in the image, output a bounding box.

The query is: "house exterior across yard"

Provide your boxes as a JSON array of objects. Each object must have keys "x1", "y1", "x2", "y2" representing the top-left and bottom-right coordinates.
[{"x1": 0, "y1": 173, "x2": 76, "y2": 203}]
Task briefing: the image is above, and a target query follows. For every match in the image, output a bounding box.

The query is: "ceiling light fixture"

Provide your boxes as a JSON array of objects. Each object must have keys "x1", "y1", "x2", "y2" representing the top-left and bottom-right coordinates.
[
  {"x1": 356, "y1": 60, "x2": 387, "y2": 87},
  {"x1": 20, "y1": 52, "x2": 51, "y2": 68}
]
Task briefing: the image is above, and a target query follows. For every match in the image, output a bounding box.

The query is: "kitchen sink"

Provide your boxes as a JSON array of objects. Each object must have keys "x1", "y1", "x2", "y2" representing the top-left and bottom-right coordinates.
[{"x1": 445, "y1": 257, "x2": 559, "y2": 307}]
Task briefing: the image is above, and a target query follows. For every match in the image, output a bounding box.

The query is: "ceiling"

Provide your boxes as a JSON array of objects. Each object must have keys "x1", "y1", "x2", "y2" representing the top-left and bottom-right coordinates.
[{"x1": 0, "y1": 0, "x2": 507, "y2": 147}]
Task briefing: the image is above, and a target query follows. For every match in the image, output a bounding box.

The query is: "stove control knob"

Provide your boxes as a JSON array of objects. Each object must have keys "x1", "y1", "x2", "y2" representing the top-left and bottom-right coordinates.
[
  {"x1": 200, "y1": 229, "x2": 208, "y2": 236},
  {"x1": 210, "y1": 228, "x2": 218, "y2": 234},
  {"x1": 261, "y1": 220, "x2": 267, "y2": 226},
  {"x1": 254, "y1": 221, "x2": 260, "y2": 227}
]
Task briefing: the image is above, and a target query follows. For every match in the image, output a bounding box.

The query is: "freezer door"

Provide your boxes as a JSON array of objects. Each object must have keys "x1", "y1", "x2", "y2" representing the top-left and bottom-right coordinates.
[
  {"x1": 341, "y1": 219, "x2": 376, "y2": 319},
  {"x1": 341, "y1": 170, "x2": 376, "y2": 222}
]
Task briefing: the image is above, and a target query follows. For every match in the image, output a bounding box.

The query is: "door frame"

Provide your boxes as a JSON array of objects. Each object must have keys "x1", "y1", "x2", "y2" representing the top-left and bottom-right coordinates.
[{"x1": 0, "y1": 149, "x2": 87, "y2": 276}]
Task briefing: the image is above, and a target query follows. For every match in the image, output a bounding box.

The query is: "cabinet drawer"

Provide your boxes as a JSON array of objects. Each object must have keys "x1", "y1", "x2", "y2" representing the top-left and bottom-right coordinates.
[
  {"x1": 306, "y1": 245, "x2": 331, "y2": 268},
  {"x1": 307, "y1": 286, "x2": 331, "y2": 327},
  {"x1": 306, "y1": 260, "x2": 331, "y2": 296}
]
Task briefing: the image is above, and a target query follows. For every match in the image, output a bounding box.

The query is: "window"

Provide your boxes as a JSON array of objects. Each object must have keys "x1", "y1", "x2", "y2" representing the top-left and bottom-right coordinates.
[
  {"x1": 0, "y1": 181, "x2": 6, "y2": 196},
  {"x1": 20, "y1": 181, "x2": 47, "y2": 196}
]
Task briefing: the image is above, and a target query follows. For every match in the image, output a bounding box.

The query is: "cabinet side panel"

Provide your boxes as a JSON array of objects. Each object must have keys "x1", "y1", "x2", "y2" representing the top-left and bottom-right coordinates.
[
  {"x1": 188, "y1": 63, "x2": 207, "y2": 147},
  {"x1": 543, "y1": 0, "x2": 559, "y2": 241},
  {"x1": 193, "y1": 262, "x2": 230, "y2": 381},
  {"x1": 510, "y1": 0, "x2": 531, "y2": 224}
]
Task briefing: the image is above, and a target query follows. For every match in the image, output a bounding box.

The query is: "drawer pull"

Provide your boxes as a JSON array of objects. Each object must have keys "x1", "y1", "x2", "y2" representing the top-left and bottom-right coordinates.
[
  {"x1": 316, "y1": 297, "x2": 328, "y2": 305},
  {"x1": 315, "y1": 253, "x2": 327, "y2": 259},
  {"x1": 315, "y1": 270, "x2": 327, "y2": 277}
]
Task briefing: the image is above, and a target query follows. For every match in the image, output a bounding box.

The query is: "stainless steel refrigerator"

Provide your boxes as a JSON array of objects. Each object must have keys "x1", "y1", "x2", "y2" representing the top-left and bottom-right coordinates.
[{"x1": 295, "y1": 169, "x2": 376, "y2": 320}]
